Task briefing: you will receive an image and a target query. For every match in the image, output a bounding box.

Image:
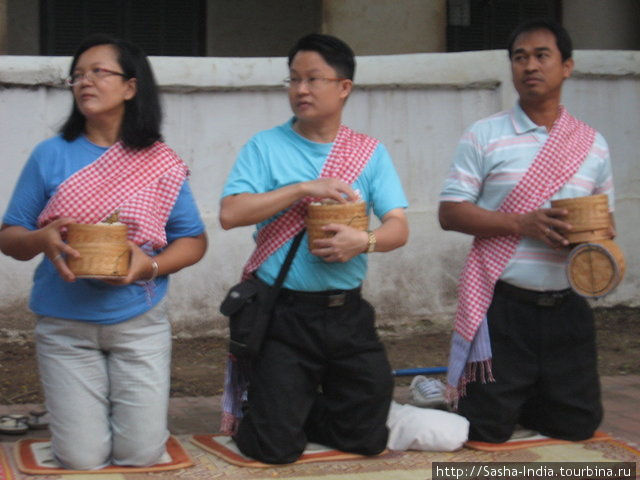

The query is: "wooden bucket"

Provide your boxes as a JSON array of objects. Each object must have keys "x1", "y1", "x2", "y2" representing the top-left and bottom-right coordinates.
[
  {"x1": 566, "y1": 239, "x2": 625, "y2": 298},
  {"x1": 305, "y1": 201, "x2": 369, "y2": 249},
  {"x1": 551, "y1": 194, "x2": 611, "y2": 244},
  {"x1": 66, "y1": 223, "x2": 130, "y2": 278}
]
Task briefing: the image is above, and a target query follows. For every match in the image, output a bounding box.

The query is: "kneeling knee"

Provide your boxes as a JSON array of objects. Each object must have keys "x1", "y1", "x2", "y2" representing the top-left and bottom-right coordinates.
[
  {"x1": 112, "y1": 431, "x2": 167, "y2": 467},
  {"x1": 345, "y1": 428, "x2": 389, "y2": 456},
  {"x1": 354, "y1": 439, "x2": 387, "y2": 456},
  {"x1": 234, "y1": 428, "x2": 303, "y2": 465},
  {"x1": 468, "y1": 423, "x2": 514, "y2": 443},
  {"x1": 545, "y1": 422, "x2": 599, "y2": 442},
  {"x1": 112, "y1": 442, "x2": 166, "y2": 467},
  {"x1": 54, "y1": 446, "x2": 110, "y2": 471}
]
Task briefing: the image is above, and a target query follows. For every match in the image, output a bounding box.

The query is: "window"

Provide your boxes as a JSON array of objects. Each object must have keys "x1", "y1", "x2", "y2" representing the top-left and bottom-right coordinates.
[
  {"x1": 447, "y1": 0, "x2": 561, "y2": 52},
  {"x1": 40, "y1": 0, "x2": 205, "y2": 56}
]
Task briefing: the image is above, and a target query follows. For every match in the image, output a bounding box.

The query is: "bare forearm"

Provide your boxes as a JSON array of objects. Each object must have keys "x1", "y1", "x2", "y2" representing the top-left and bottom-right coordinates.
[
  {"x1": 150, "y1": 233, "x2": 208, "y2": 277},
  {"x1": 438, "y1": 200, "x2": 577, "y2": 250},
  {"x1": 0, "y1": 225, "x2": 46, "y2": 260},
  {"x1": 438, "y1": 201, "x2": 519, "y2": 238},
  {"x1": 219, "y1": 186, "x2": 305, "y2": 229},
  {"x1": 219, "y1": 178, "x2": 360, "y2": 230},
  {"x1": 371, "y1": 210, "x2": 409, "y2": 252}
]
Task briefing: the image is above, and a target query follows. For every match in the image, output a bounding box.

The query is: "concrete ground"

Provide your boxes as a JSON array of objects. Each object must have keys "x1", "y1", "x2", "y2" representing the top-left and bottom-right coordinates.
[{"x1": 1, "y1": 375, "x2": 638, "y2": 449}]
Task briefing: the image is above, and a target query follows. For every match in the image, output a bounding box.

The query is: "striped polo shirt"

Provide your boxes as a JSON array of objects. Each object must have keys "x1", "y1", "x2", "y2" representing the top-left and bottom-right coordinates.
[{"x1": 440, "y1": 103, "x2": 614, "y2": 291}]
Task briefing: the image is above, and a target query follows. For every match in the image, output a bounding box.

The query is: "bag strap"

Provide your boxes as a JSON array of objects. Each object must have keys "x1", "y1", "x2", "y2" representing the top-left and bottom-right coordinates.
[{"x1": 263, "y1": 229, "x2": 305, "y2": 312}]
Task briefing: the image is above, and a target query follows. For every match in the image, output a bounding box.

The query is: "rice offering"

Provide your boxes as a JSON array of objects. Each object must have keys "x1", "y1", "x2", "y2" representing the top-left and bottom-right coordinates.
[
  {"x1": 550, "y1": 194, "x2": 611, "y2": 244},
  {"x1": 305, "y1": 200, "x2": 369, "y2": 249},
  {"x1": 66, "y1": 215, "x2": 130, "y2": 278}
]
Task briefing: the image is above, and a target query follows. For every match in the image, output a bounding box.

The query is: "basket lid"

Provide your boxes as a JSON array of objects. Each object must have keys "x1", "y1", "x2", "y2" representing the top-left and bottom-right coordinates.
[{"x1": 567, "y1": 242, "x2": 622, "y2": 298}]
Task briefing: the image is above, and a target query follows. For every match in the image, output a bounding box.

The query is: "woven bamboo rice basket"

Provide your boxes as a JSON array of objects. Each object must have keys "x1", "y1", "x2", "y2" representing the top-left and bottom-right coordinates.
[
  {"x1": 305, "y1": 201, "x2": 369, "y2": 249},
  {"x1": 66, "y1": 223, "x2": 130, "y2": 278},
  {"x1": 566, "y1": 239, "x2": 625, "y2": 298},
  {"x1": 551, "y1": 194, "x2": 611, "y2": 244}
]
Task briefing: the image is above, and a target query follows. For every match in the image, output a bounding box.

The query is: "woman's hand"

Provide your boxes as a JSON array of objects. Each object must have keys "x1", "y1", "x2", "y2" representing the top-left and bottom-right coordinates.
[
  {"x1": 38, "y1": 219, "x2": 82, "y2": 282},
  {"x1": 103, "y1": 233, "x2": 207, "y2": 286},
  {"x1": 103, "y1": 241, "x2": 153, "y2": 286},
  {"x1": 0, "y1": 218, "x2": 80, "y2": 282}
]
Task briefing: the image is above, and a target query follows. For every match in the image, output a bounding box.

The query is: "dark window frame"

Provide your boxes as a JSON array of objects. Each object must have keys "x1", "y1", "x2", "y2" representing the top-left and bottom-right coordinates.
[
  {"x1": 446, "y1": 0, "x2": 562, "y2": 53},
  {"x1": 40, "y1": 0, "x2": 206, "y2": 56}
]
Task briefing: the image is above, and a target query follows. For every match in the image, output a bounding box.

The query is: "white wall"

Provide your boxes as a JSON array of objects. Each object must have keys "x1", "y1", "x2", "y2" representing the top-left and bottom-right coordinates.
[{"x1": 1, "y1": 50, "x2": 639, "y2": 337}]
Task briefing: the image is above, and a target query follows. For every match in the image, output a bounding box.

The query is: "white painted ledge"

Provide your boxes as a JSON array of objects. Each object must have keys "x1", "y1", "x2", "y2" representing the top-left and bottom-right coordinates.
[{"x1": 1, "y1": 50, "x2": 638, "y2": 91}]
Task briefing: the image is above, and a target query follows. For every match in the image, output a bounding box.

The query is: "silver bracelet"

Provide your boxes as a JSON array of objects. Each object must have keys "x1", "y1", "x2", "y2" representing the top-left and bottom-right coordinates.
[{"x1": 148, "y1": 259, "x2": 159, "y2": 282}]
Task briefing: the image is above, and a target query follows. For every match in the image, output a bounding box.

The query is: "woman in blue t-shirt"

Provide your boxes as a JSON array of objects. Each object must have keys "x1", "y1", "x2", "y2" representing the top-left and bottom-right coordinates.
[{"x1": 0, "y1": 34, "x2": 207, "y2": 469}]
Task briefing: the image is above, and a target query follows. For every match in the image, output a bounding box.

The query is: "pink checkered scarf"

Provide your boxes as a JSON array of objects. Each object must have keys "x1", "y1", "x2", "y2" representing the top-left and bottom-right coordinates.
[
  {"x1": 240, "y1": 124, "x2": 379, "y2": 279},
  {"x1": 37, "y1": 141, "x2": 189, "y2": 250},
  {"x1": 449, "y1": 106, "x2": 596, "y2": 392}
]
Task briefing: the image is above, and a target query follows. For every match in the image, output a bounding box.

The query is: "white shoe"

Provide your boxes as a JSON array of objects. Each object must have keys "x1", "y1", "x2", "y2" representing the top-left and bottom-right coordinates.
[
  {"x1": 509, "y1": 425, "x2": 541, "y2": 440},
  {"x1": 409, "y1": 376, "x2": 446, "y2": 409}
]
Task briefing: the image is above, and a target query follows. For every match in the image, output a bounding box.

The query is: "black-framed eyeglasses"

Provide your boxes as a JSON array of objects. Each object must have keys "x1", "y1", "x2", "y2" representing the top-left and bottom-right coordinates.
[
  {"x1": 283, "y1": 77, "x2": 345, "y2": 89},
  {"x1": 66, "y1": 67, "x2": 129, "y2": 86}
]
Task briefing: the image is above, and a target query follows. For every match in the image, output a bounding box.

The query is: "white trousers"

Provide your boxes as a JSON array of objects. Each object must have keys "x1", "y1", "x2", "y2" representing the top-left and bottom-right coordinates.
[{"x1": 35, "y1": 300, "x2": 171, "y2": 470}]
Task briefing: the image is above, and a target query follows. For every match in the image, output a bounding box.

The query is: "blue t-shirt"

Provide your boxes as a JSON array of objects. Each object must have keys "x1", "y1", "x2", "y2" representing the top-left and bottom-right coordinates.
[
  {"x1": 2, "y1": 135, "x2": 205, "y2": 324},
  {"x1": 222, "y1": 119, "x2": 408, "y2": 291}
]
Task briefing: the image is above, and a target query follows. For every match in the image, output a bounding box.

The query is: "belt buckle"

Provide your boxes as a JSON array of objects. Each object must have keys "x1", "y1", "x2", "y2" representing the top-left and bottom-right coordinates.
[
  {"x1": 327, "y1": 293, "x2": 346, "y2": 307},
  {"x1": 536, "y1": 293, "x2": 562, "y2": 307}
]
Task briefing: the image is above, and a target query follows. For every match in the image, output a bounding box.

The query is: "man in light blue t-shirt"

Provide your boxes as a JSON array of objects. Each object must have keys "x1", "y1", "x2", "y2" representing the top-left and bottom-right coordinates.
[{"x1": 220, "y1": 34, "x2": 408, "y2": 464}]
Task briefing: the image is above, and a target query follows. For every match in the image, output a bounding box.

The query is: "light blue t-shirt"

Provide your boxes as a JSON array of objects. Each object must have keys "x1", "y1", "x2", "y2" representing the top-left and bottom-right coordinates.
[
  {"x1": 223, "y1": 119, "x2": 408, "y2": 291},
  {"x1": 440, "y1": 104, "x2": 614, "y2": 291},
  {"x1": 2, "y1": 135, "x2": 205, "y2": 324}
]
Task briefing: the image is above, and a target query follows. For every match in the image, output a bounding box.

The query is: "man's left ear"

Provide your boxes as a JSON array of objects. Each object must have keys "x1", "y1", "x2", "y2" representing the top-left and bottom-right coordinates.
[
  {"x1": 563, "y1": 57, "x2": 575, "y2": 79},
  {"x1": 339, "y1": 79, "x2": 353, "y2": 100},
  {"x1": 124, "y1": 78, "x2": 137, "y2": 101}
]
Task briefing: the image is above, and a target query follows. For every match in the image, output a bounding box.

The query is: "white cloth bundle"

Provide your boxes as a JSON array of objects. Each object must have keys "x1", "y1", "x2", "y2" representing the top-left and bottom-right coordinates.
[{"x1": 386, "y1": 401, "x2": 469, "y2": 451}]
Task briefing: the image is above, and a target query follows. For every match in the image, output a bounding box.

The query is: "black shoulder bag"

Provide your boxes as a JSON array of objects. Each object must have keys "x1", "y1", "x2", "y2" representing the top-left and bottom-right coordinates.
[{"x1": 219, "y1": 230, "x2": 305, "y2": 358}]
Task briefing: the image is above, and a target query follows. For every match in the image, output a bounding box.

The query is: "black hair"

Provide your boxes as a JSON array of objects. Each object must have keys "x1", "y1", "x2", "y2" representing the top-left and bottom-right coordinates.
[
  {"x1": 287, "y1": 33, "x2": 356, "y2": 80},
  {"x1": 60, "y1": 33, "x2": 162, "y2": 149},
  {"x1": 507, "y1": 18, "x2": 573, "y2": 62}
]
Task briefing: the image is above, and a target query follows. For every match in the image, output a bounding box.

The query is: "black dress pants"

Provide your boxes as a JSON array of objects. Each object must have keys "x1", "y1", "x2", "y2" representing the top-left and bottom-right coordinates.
[
  {"x1": 233, "y1": 292, "x2": 393, "y2": 464},
  {"x1": 458, "y1": 283, "x2": 603, "y2": 443}
]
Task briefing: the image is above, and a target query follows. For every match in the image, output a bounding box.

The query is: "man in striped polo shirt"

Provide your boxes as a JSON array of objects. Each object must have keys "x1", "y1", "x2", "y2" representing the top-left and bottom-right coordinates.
[{"x1": 439, "y1": 19, "x2": 614, "y2": 443}]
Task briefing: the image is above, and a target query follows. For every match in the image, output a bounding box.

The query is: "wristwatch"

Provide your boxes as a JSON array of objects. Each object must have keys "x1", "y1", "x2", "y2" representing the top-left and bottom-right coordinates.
[{"x1": 366, "y1": 230, "x2": 376, "y2": 253}]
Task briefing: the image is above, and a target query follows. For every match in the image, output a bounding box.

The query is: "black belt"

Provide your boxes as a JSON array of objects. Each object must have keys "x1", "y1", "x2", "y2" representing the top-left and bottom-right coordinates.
[
  {"x1": 495, "y1": 280, "x2": 572, "y2": 307},
  {"x1": 280, "y1": 287, "x2": 361, "y2": 308}
]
